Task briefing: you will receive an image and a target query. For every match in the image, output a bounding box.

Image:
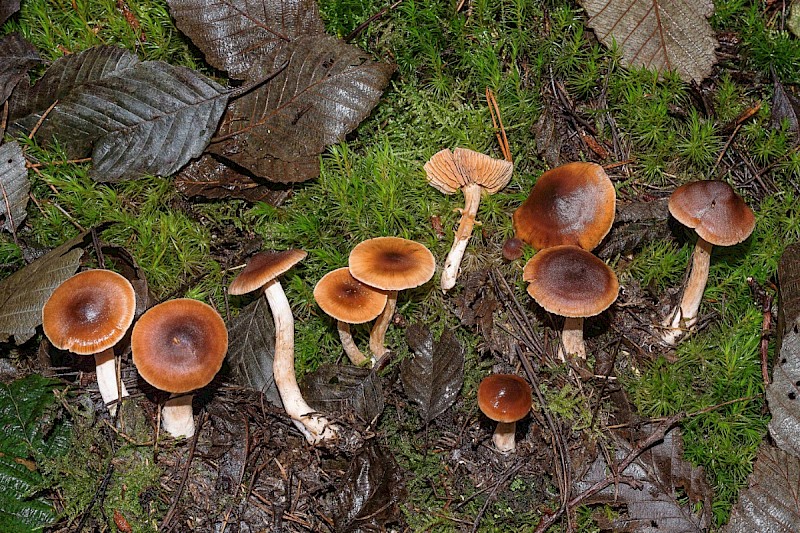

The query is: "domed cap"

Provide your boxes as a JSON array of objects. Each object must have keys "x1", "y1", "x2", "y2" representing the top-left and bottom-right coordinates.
[
  {"x1": 314, "y1": 267, "x2": 388, "y2": 324},
  {"x1": 523, "y1": 245, "x2": 619, "y2": 318},
  {"x1": 229, "y1": 249, "x2": 307, "y2": 295},
  {"x1": 668, "y1": 180, "x2": 755, "y2": 246},
  {"x1": 131, "y1": 299, "x2": 228, "y2": 394},
  {"x1": 477, "y1": 374, "x2": 532, "y2": 423},
  {"x1": 424, "y1": 148, "x2": 513, "y2": 195},
  {"x1": 512, "y1": 162, "x2": 615, "y2": 251},
  {"x1": 42, "y1": 269, "x2": 136, "y2": 355},
  {"x1": 349, "y1": 237, "x2": 436, "y2": 291}
]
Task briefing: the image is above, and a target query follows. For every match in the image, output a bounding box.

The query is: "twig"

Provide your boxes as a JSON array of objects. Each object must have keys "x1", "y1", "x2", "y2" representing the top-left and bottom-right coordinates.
[
  {"x1": 345, "y1": 0, "x2": 404, "y2": 42},
  {"x1": 26, "y1": 157, "x2": 92, "y2": 169},
  {"x1": 75, "y1": 463, "x2": 114, "y2": 531},
  {"x1": 0, "y1": 179, "x2": 19, "y2": 247},
  {"x1": 470, "y1": 462, "x2": 524, "y2": 533},
  {"x1": 159, "y1": 412, "x2": 207, "y2": 531},
  {"x1": 604, "y1": 395, "x2": 760, "y2": 430},
  {"x1": 486, "y1": 87, "x2": 512, "y2": 162},
  {"x1": 28, "y1": 100, "x2": 59, "y2": 140}
]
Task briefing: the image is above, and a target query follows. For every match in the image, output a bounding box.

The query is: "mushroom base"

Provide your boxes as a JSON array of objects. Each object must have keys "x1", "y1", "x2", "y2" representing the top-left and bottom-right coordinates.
[
  {"x1": 94, "y1": 348, "x2": 129, "y2": 416},
  {"x1": 369, "y1": 291, "x2": 397, "y2": 361},
  {"x1": 492, "y1": 421, "x2": 517, "y2": 453},
  {"x1": 559, "y1": 317, "x2": 585, "y2": 360},
  {"x1": 162, "y1": 393, "x2": 195, "y2": 438},
  {"x1": 662, "y1": 237, "x2": 712, "y2": 345}
]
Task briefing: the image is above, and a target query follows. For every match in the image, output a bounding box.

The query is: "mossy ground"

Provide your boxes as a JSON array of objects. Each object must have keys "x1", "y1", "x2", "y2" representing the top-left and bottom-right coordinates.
[{"x1": 2, "y1": 0, "x2": 800, "y2": 530}]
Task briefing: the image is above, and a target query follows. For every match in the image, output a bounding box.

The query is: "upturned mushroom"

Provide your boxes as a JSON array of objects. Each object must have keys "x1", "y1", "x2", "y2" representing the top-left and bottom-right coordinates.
[
  {"x1": 229, "y1": 250, "x2": 337, "y2": 444},
  {"x1": 348, "y1": 237, "x2": 436, "y2": 358},
  {"x1": 42, "y1": 269, "x2": 136, "y2": 416},
  {"x1": 131, "y1": 298, "x2": 227, "y2": 438},
  {"x1": 661, "y1": 180, "x2": 755, "y2": 345},
  {"x1": 425, "y1": 148, "x2": 513, "y2": 291},
  {"x1": 477, "y1": 374, "x2": 532, "y2": 453},
  {"x1": 523, "y1": 245, "x2": 619, "y2": 360},
  {"x1": 314, "y1": 267, "x2": 388, "y2": 367}
]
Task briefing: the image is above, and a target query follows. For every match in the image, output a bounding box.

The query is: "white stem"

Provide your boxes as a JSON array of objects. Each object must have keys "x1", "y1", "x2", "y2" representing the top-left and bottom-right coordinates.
[
  {"x1": 162, "y1": 393, "x2": 195, "y2": 438},
  {"x1": 492, "y1": 421, "x2": 517, "y2": 453},
  {"x1": 338, "y1": 321, "x2": 370, "y2": 367},
  {"x1": 94, "y1": 348, "x2": 129, "y2": 416},
  {"x1": 442, "y1": 183, "x2": 483, "y2": 291},
  {"x1": 264, "y1": 280, "x2": 338, "y2": 444},
  {"x1": 560, "y1": 317, "x2": 586, "y2": 360},
  {"x1": 369, "y1": 291, "x2": 397, "y2": 360},
  {"x1": 662, "y1": 238, "x2": 713, "y2": 345}
]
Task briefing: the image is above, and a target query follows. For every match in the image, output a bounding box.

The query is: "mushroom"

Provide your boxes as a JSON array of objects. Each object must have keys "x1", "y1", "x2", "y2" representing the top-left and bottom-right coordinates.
[
  {"x1": 314, "y1": 267, "x2": 388, "y2": 367},
  {"x1": 42, "y1": 269, "x2": 135, "y2": 416},
  {"x1": 661, "y1": 180, "x2": 755, "y2": 345},
  {"x1": 229, "y1": 250, "x2": 337, "y2": 444},
  {"x1": 424, "y1": 148, "x2": 513, "y2": 291},
  {"x1": 348, "y1": 237, "x2": 436, "y2": 358},
  {"x1": 131, "y1": 298, "x2": 227, "y2": 438},
  {"x1": 477, "y1": 374, "x2": 532, "y2": 453},
  {"x1": 523, "y1": 245, "x2": 619, "y2": 360}
]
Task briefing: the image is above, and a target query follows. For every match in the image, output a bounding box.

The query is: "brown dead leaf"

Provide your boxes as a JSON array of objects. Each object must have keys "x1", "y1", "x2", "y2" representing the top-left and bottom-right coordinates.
[
  {"x1": 174, "y1": 155, "x2": 291, "y2": 205},
  {"x1": 770, "y1": 69, "x2": 800, "y2": 135}
]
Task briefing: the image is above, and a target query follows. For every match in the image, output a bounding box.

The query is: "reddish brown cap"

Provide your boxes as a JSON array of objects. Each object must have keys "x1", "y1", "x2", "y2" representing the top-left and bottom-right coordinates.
[
  {"x1": 42, "y1": 269, "x2": 136, "y2": 355},
  {"x1": 349, "y1": 237, "x2": 435, "y2": 291},
  {"x1": 314, "y1": 267, "x2": 388, "y2": 324},
  {"x1": 668, "y1": 180, "x2": 755, "y2": 246},
  {"x1": 522, "y1": 245, "x2": 619, "y2": 318},
  {"x1": 512, "y1": 162, "x2": 615, "y2": 251},
  {"x1": 229, "y1": 249, "x2": 307, "y2": 295},
  {"x1": 477, "y1": 374, "x2": 532, "y2": 423},
  {"x1": 131, "y1": 299, "x2": 228, "y2": 394}
]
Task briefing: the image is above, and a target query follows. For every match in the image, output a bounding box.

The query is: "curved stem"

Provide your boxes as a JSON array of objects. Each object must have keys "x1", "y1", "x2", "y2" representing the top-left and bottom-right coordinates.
[
  {"x1": 369, "y1": 290, "x2": 397, "y2": 359},
  {"x1": 338, "y1": 321, "x2": 370, "y2": 366},
  {"x1": 492, "y1": 421, "x2": 517, "y2": 453},
  {"x1": 162, "y1": 393, "x2": 195, "y2": 438},
  {"x1": 264, "y1": 280, "x2": 337, "y2": 444},
  {"x1": 662, "y1": 237, "x2": 713, "y2": 345},
  {"x1": 560, "y1": 317, "x2": 585, "y2": 360},
  {"x1": 94, "y1": 348, "x2": 129, "y2": 416},
  {"x1": 441, "y1": 183, "x2": 483, "y2": 291}
]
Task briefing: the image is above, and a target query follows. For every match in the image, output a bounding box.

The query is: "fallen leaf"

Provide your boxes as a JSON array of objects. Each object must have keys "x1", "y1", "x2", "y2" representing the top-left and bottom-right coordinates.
[
  {"x1": 401, "y1": 323, "x2": 464, "y2": 424},
  {"x1": 174, "y1": 155, "x2": 291, "y2": 205},
  {"x1": 0, "y1": 142, "x2": 29, "y2": 232},
  {"x1": 0, "y1": 1, "x2": 20, "y2": 26},
  {"x1": 579, "y1": 0, "x2": 717, "y2": 83},
  {"x1": 770, "y1": 69, "x2": 800, "y2": 135},
  {"x1": 302, "y1": 363, "x2": 384, "y2": 423},
  {"x1": 0, "y1": 33, "x2": 40, "y2": 107},
  {"x1": 595, "y1": 199, "x2": 670, "y2": 260}
]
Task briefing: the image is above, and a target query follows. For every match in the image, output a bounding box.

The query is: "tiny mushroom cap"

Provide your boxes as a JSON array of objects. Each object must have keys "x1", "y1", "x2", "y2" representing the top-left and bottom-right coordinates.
[
  {"x1": 349, "y1": 237, "x2": 436, "y2": 291},
  {"x1": 314, "y1": 267, "x2": 388, "y2": 324},
  {"x1": 229, "y1": 249, "x2": 308, "y2": 295},
  {"x1": 513, "y1": 162, "x2": 615, "y2": 251},
  {"x1": 131, "y1": 299, "x2": 228, "y2": 394},
  {"x1": 477, "y1": 374, "x2": 532, "y2": 424},
  {"x1": 42, "y1": 269, "x2": 136, "y2": 355},
  {"x1": 668, "y1": 180, "x2": 756, "y2": 246}
]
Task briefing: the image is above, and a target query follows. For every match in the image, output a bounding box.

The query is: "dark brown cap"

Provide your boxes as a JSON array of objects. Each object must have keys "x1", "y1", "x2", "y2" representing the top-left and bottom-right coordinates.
[
  {"x1": 314, "y1": 267, "x2": 388, "y2": 324},
  {"x1": 668, "y1": 180, "x2": 755, "y2": 246},
  {"x1": 131, "y1": 299, "x2": 228, "y2": 394},
  {"x1": 42, "y1": 269, "x2": 136, "y2": 355},
  {"x1": 512, "y1": 162, "x2": 615, "y2": 251},
  {"x1": 477, "y1": 374, "x2": 532, "y2": 423},
  {"x1": 424, "y1": 148, "x2": 513, "y2": 195},
  {"x1": 229, "y1": 249, "x2": 307, "y2": 295},
  {"x1": 349, "y1": 237, "x2": 435, "y2": 291},
  {"x1": 522, "y1": 245, "x2": 619, "y2": 318}
]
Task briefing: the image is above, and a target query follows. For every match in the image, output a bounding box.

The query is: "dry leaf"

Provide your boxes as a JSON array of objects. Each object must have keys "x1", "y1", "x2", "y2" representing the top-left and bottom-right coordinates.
[
  {"x1": 0, "y1": 1, "x2": 20, "y2": 26},
  {"x1": 0, "y1": 33, "x2": 40, "y2": 107},
  {"x1": 302, "y1": 363, "x2": 384, "y2": 423},
  {"x1": 0, "y1": 142, "x2": 29, "y2": 232},
  {"x1": 174, "y1": 155, "x2": 291, "y2": 205},
  {"x1": 770, "y1": 69, "x2": 800, "y2": 135}
]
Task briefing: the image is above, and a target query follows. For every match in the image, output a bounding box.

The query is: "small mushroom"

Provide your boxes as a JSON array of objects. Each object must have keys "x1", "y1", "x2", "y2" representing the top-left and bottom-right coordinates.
[
  {"x1": 131, "y1": 298, "x2": 227, "y2": 438},
  {"x1": 314, "y1": 267, "x2": 388, "y2": 366},
  {"x1": 661, "y1": 180, "x2": 755, "y2": 345},
  {"x1": 42, "y1": 269, "x2": 136, "y2": 416},
  {"x1": 229, "y1": 250, "x2": 337, "y2": 444},
  {"x1": 477, "y1": 374, "x2": 532, "y2": 453},
  {"x1": 348, "y1": 237, "x2": 436, "y2": 358},
  {"x1": 523, "y1": 245, "x2": 619, "y2": 360},
  {"x1": 425, "y1": 148, "x2": 513, "y2": 291}
]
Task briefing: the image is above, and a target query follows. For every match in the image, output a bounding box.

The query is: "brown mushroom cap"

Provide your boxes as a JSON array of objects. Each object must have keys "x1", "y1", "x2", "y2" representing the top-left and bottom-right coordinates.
[
  {"x1": 42, "y1": 269, "x2": 136, "y2": 355},
  {"x1": 424, "y1": 148, "x2": 513, "y2": 195},
  {"x1": 477, "y1": 374, "x2": 532, "y2": 423},
  {"x1": 131, "y1": 299, "x2": 228, "y2": 394},
  {"x1": 668, "y1": 180, "x2": 756, "y2": 246},
  {"x1": 424, "y1": 149, "x2": 466, "y2": 194},
  {"x1": 314, "y1": 267, "x2": 388, "y2": 324},
  {"x1": 229, "y1": 249, "x2": 307, "y2": 295},
  {"x1": 523, "y1": 245, "x2": 619, "y2": 318},
  {"x1": 349, "y1": 237, "x2": 436, "y2": 291},
  {"x1": 512, "y1": 162, "x2": 615, "y2": 251}
]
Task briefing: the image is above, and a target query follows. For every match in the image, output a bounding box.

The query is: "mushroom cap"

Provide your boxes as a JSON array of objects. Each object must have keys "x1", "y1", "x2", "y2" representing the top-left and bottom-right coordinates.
[
  {"x1": 314, "y1": 267, "x2": 388, "y2": 324},
  {"x1": 229, "y1": 249, "x2": 307, "y2": 295},
  {"x1": 424, "y1": 149, "x2": 465, "y2": 194},
  {"x1": 349, "y1": 237, "x2": 436, "y2": 291},
  {"x1": 512, "y1": 162, "x2": 615, "y2": 251},
  {"x1": 424, "y1": 148, "x2": 513, "y2": 195},
  {"x1": 42, "y1": 269, "x2": 136, "y2": 355},
  {"x1": 477, "y1": 374, "x2": 532, "y2": 424},
  {"x1": 522, "y1": 245, "x2": 619, "y2": 318},
  {"x1": 131, "y1": 299, "x2": 228, "y2": 394},
  {"x1": 668, "y1": 180, "x2": 755, "y2": 246}
]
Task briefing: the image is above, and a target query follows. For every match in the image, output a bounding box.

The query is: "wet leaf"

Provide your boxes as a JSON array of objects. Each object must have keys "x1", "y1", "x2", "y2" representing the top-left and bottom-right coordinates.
[
  {"x1": 167, "y1": 0, "x2": 324, "y2": 80},
  {"x1": 401, "y1": 323, "x2": 464, "y2": 424},
  {"x1": 579, "y1": 0, "x2": 717, "y2": 83},
  {"x1": 770, "y1": 69, "x2": 800, "y2": 135},
  {"x1": 0, "y1": 33, "x2": 39, "y2": 107},
  {"x1": 596, "y1": 199, "x2": 670, "y2": 260},
  {"x1": 302, "y1": 363, "x2": 384, "y2": 423},
  {"x1": 0, "y1": 141, "x2": 29, "y2": 232},
  {"x1": 0, "y1": 1, "x2": 20, "y2": 26},
  {"x1": 174, "y1": 155, "x2": 291, "y2": 205}
]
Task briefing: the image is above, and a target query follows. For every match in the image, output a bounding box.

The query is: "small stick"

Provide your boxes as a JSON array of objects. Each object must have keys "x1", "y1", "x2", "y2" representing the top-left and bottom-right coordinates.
[
  {"x1": 28, "y1": 100, "x2": 59, "y2": 140},
  {"x1": 159, "y1": 413, "x2": 207, "y2": 531},
  {"x1": 345, "y1": 0, "x2": 404, "y2": 42},
  {"x1": 486, "y1": 87, "x2": 512, "y2": 162}
]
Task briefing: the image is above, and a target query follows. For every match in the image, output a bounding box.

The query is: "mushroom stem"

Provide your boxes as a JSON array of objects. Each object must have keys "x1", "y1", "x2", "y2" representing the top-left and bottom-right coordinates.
[
  {"x1": 560, "y1": 317, "x2": 586, "y2": 360},
  {"x1": 442, "y1": 183, "x2": 483, "y2": 291},
  {"x1": 264, "y1": 280, "x2": 337, "y2": 444},
  {"x1": 161, "y1": 393, "x2": 195, "y2": 438},
  {"x1": 369, "y1": 290, "x2": 397, "y2": 360},
  {"x1": 662, "y1": 237, "x2": 713, "y2": 345},
  {"x1": 338, "y1": 321, "x2": 369, "y2": 366},
  {"x1": 93, "y1": 348, "x2": 129, "y2": 416},
  {"x1": 492, "y1": 421, "x2": 517, "y2": 453}
]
